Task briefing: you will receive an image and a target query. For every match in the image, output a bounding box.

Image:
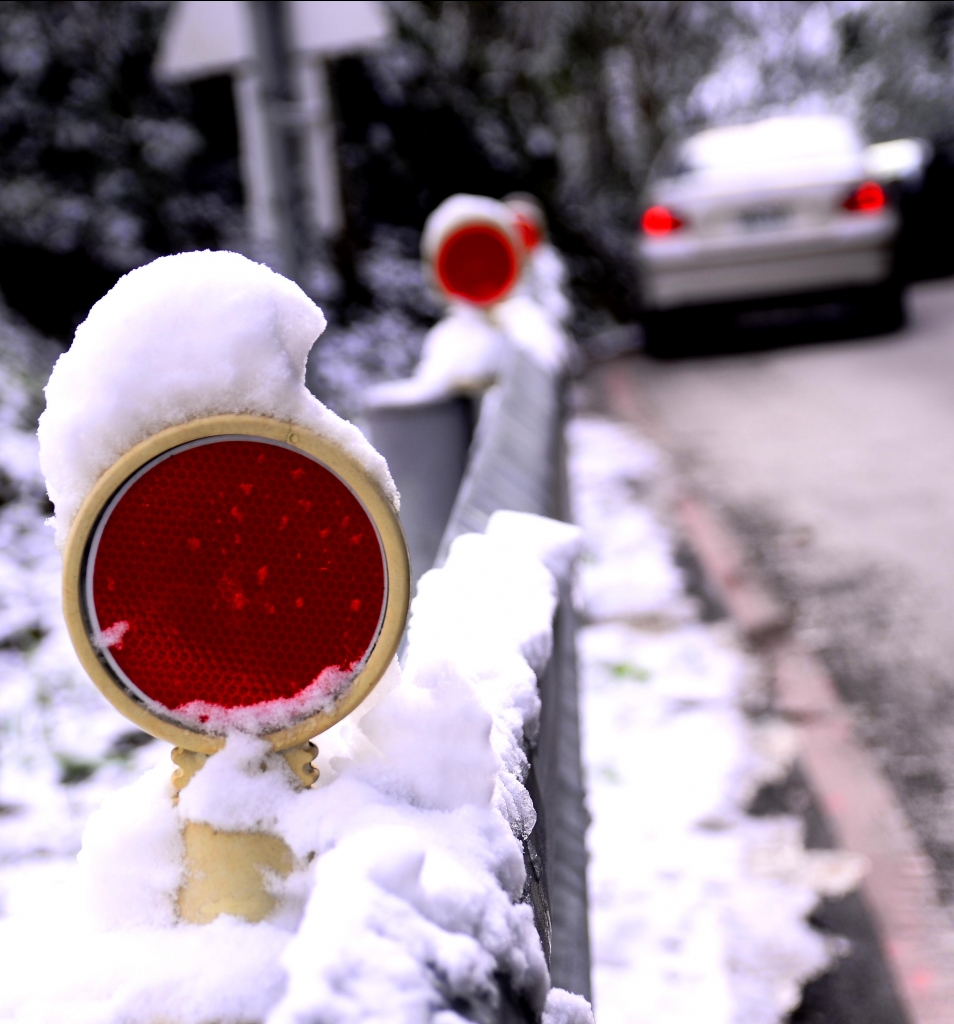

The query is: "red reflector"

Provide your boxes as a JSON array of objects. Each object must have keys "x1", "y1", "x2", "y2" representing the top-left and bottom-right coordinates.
[
  {"x1": 641, "y1": 206, "x2": 684, "y2": 236},
  {"x1": 843, "y1": 181, "x2": 886, "y2": 213},
  {"x1": 86, "y1": 438, "x2": 385, "y2": 721},
  {"x1": 435, "y1": 224, "x2": 519, "y2": 305},
  {"x1": 514, "y1": 212, "x2": 543, "y2": 253}
]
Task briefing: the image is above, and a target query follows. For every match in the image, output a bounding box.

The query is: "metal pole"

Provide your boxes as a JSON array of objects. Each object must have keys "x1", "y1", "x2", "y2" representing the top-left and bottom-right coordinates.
[
  {"x1": 247, "y1": 0, "x2": 306, "y2": 282},
  {"x1": 295, "y1": 53, "x2": 345, "y2": 238}
]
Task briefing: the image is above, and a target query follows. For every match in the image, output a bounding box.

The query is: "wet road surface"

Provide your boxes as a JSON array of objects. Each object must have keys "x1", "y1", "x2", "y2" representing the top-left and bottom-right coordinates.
[{"x1": 604, "y1": 278, "x2": 954, "y2": 908}]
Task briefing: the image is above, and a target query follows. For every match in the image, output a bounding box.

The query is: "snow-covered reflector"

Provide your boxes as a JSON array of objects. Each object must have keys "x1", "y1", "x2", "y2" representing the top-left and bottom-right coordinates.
[
  {"x1": 422, "y1": 194, "x2": 526, "y2": 306},
  {"x1": 40, "y1": 251, "x2": 409, "y2": 754},
  {"x1": 505, "y1": 192, "x2": 546, "y2": 253},
  {"x1": 364, "y1": 194, "x2": 569, "y2": 410}
]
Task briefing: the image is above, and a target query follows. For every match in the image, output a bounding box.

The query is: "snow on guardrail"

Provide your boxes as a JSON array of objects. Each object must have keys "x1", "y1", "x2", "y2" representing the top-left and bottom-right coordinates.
[
  {"x1": 365, "y1": 194, "x2": 570, "y2": 411},
  {"x1": 0, "y1": 249, "x2": 592, "y2": 1024},
  {"x1": 0, "y1": 199, "x2": 869, "y2": 1024},
  {"x1": 0, "y1": 507, "x2": 588, "y2": 1024}
]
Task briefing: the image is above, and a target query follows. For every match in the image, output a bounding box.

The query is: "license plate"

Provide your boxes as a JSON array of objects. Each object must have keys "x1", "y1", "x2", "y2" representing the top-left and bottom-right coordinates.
[{"x1": 737, "y1": 205, "x2": 792, "y2": 230}]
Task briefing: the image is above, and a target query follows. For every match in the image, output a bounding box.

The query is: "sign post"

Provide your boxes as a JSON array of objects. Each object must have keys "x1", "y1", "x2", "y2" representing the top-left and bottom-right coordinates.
[
  {"x1": 155, "y1": 1, "x2": 391, "y2": 269},
  {"x1": 62, "y1": 412, "x2": 409, "y2": 921}
]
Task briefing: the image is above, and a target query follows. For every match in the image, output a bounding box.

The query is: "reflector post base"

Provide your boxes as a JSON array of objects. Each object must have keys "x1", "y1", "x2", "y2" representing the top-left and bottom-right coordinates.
[
  {"x1": 171, "y1": 744, "x2": 318, "y2": 925},
  {"x1": 171, "y1": 747, "x2": 208, "y2": 796},
  {"x1": 283, "y1": 741, "x2": 320, "y2": 787},
  {"x1": 177, "y1": 821, "x2": 295, "y2": 925}
]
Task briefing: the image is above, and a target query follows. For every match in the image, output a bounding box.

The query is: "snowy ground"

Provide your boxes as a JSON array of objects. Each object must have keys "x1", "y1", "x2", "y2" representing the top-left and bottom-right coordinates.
[
  {"x1": 566, "y1": 414, "x2": 865, "y2": 1024},
  {"x1": 0, "y1": 311, "x2": 168, "y2": 902}
]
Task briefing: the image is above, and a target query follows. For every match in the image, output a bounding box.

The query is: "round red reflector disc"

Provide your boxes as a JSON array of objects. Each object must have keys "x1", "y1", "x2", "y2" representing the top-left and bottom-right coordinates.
[
  {"x1": 514, "y1": 213, "x2": 542, "y2": 253},
  {"x1": 84, "y1": 437, "x2": 386, "y2": 731},
  {"x1": 641, "y1": 206, "x2": 683, "y2": 236},
  {"x1": 435, "y1": 224, "x2": 518, "y2": 305}
]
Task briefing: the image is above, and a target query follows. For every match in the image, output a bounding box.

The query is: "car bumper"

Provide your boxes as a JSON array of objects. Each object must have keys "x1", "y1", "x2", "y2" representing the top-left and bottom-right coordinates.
[{"x1": 637, "y1": 214, "x2": 898, "y2": 309}]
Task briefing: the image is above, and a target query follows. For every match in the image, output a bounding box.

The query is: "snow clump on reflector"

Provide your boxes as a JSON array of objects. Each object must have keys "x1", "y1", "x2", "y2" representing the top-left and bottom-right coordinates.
[{"x1": 39, "y1": 250, "x2": 398, "y2": 548}]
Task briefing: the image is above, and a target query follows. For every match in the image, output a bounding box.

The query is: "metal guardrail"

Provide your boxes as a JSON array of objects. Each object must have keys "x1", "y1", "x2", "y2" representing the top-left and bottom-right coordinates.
[
  {"x1": 364, "y1": 396, "x2": 476, "y2": 593},
  {"x1": 433, "y1": 349, "x2": 560, "y2": 558},
  {"x1": 365, "y1": 346, "x2": 592, "y2": 1012}
]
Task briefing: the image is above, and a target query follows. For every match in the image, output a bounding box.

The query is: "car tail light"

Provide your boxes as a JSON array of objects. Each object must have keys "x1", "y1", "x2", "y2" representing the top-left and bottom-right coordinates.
[
  {"x1": 843, "y1": 181, "x2": 886, "y2": 213},
  {"x1": 641, "y1": 206, "x2": 684, "y2": 236}
]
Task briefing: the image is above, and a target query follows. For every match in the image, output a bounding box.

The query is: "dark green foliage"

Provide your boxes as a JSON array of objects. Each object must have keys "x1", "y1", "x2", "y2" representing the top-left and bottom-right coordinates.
[
  {"x1": 0, "y1": 1, "x2": 242, "y2": 336},
  {"x1": 55, "y1": 752, "x2": 97, "y2": 785},
  {"x1": 836, "y1": 1, "x2": 954, "y2": 141}
]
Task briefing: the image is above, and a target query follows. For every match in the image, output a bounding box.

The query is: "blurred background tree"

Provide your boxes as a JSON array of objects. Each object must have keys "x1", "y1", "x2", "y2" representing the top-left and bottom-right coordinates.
[
  {"x1": 335, "y1": 1, "x2": 740, "y2": 327},
  {"x1": 0, "y1": 0, "x2": 241, "y2": 338},
  {"x1": 2, "y1": 1, "x2": 954, "y2": 372},
  {"x1": 839, "y1": 1, "x2": 954, "y2": 141}
]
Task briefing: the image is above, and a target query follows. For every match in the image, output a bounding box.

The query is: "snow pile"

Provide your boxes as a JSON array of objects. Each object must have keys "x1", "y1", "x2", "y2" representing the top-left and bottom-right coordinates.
[
  {"x1": 365, "y1": 303, "x2": 505, "y2": 406},
  {"x1": 0, "y1": 313, "x2": 163, "y2": 871},
  {"x1": 518, "y1": 242, "x2": 572, "y2": 327},
  {"x1": 567, "y1": 416, "x2": 864, "y2": 1024},
  {"x1": 39, "y1": 250, "x2": 397, "y2": 548},
  {"x1": 491, "y1": 295, "x2": 570, "y2": 375},
  {"x1": 364, "y1": 284, "x2": 570, "y2": 409},
  {"x1": 0, "y1": 510, "x2": 590, "y2": 1024},
  {"x1": 570, "y1": 419, "x2": 687, "y2": 622}
]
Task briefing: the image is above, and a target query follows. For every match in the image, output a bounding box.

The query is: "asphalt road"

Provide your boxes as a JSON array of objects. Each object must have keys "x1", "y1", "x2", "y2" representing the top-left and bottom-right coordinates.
[{"x1": 608, "y1": 278, "x2": 954, "y2": 907}]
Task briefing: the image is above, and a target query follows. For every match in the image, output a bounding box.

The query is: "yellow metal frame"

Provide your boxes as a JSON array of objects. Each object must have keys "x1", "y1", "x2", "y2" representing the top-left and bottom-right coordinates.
[{"x1": 62, "y1": 414, "x2": 410, "y2": 755}]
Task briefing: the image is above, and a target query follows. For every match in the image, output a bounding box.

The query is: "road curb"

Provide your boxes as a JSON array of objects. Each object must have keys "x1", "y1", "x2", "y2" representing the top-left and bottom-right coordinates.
[{"x1": 598, "y1": 356, "x2": 954, "y2": 1024}]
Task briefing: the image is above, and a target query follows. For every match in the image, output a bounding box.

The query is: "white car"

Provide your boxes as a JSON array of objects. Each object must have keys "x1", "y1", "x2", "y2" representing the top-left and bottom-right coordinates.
[{"x1": 637, "y1": 115, "x2": 906, "y2": 354}]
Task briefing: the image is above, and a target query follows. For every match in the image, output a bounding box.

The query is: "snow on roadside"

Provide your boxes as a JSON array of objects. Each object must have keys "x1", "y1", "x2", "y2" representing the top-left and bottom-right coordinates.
[{"x1": 567, "y1": 415, "x2": 865, "y2": 1024}]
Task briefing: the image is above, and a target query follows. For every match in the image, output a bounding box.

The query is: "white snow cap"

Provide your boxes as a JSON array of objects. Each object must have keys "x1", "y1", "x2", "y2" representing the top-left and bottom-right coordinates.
[
  {"x1": 39, "y1": 250, "x2": 397, "y2": 547},
  {"x1": 420, "y1": 193, "x2": 522, "y2": 269}
]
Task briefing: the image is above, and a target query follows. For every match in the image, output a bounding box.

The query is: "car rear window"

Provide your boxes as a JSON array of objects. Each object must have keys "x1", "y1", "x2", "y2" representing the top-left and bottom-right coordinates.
[{"x1": 674, "y1": 116, "x2": 862, "y2": 178}]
